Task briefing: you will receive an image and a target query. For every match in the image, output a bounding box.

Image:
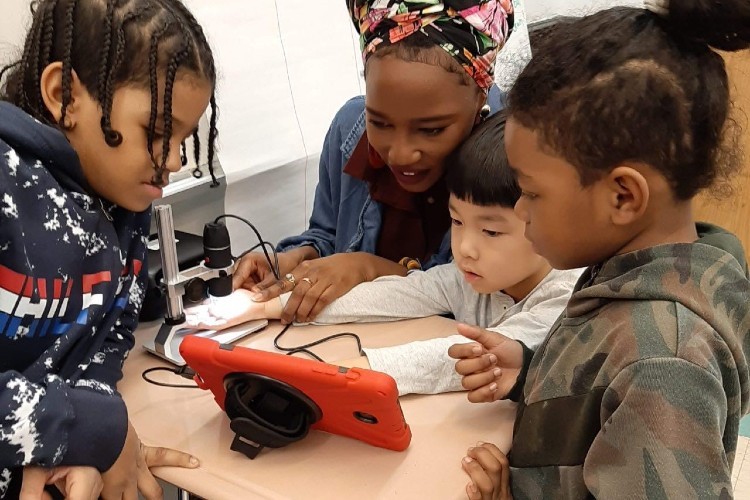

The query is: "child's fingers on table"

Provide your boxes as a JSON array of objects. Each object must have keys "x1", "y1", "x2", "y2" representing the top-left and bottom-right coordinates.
[
  {"x1": 466, "y1": 481, "x2": 483, "y2": 500},
  {"x1": 141, "y1": 445, "x2": 199, "y2": 469},
  {"x1": 471, "y1": 444, "x2": 512, "y2": 499},
  {"x1": 468, "y1": 445, "x2": 505, "y2": 477},
  {"x1": 462, "y1": 455, "x2": 495, "y2": 499},
  {"x1": 135, "y1": 466, "x2": 162, "y2": 500},
  {"x1": 63, "y1": 468, "x2": 103, "y2": 500},
  {"x1": 20, "y1": 467, "x2": 49, "y2": 500}
]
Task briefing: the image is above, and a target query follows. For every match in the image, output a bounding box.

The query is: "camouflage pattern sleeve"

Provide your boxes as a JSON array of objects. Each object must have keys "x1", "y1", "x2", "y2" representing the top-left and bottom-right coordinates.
[{"x1": 584, "y1": 357, "x2": 733, "y2": 498}]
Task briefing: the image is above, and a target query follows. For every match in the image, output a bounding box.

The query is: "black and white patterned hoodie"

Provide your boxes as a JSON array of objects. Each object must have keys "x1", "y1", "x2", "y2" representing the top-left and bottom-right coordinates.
[{"x1": 0, "y1": 102, "x2": 150, "y2": 495}]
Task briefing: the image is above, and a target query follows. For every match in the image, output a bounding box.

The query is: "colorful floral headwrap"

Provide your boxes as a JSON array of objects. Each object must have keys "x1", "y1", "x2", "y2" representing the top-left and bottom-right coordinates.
[{"x1": 349, "y1": 0, "x2": 514, "y2": 92}]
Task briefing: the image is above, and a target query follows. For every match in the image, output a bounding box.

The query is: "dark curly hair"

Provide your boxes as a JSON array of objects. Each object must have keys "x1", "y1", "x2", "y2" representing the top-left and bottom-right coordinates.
[
  {"x1": 0, "y1": 0, "x2": 220, "y2": 186},
  {"x1": 508, "y1": 0, "x2": 750, "y2": 200}
]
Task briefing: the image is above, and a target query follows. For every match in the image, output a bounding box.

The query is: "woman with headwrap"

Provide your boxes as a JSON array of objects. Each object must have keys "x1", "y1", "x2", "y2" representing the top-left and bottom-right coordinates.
[{"x1": 234, "y1": 0, "x2": 514, "y2": 324}]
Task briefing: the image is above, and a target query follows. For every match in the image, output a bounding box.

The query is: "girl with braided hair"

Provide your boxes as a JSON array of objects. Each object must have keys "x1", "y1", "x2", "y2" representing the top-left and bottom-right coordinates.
[
  {"x1": 0, "y1": 0, "x2": 217, "y2": 497},
  {"x1": 233, "y1": 0, "x2": 516, "y2": 326}
]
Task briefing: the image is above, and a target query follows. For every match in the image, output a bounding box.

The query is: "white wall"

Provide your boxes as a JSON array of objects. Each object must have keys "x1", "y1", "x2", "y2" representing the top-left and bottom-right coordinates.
[
  {"x1": 181, "y1": 0, "x2": 365, "y2": 252},
  {"x1": 526, "y1": 0, "x2": 641, "y2": 21},
  {"x1": 0, "y1": 0, "x2": 639, "y2": 255},
  {"x1": 0, "y1": 0, "x2": 32, "y2": 63}
]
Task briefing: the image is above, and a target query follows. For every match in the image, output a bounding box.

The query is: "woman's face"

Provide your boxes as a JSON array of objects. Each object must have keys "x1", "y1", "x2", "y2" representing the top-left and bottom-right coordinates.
[{"x1": 365, "y1": 55, "x2": 484, "y2": 193}]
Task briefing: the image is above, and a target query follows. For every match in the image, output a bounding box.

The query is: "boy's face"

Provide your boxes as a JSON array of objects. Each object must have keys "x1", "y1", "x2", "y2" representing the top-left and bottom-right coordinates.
[
  {"x1": 449, "y1": 194, "x2": 549, "y2": 299},
  {"x1": 65, "y1": 71, "x2": 212, "y2": 212},
  {"x1": 505, "y1": 118, "x2": 618, "y2": 270}
]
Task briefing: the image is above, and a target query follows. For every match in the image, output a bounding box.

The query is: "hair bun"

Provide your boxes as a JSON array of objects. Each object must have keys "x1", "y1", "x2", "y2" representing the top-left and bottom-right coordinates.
[{"x1": 666, "y1": 0, "x2": 750, "y2": 51}]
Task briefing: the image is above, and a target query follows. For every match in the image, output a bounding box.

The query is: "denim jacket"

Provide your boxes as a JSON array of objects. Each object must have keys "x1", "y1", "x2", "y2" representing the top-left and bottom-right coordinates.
[{"x1": 277, "y1": 86, "x2": 506, "y2": 270}]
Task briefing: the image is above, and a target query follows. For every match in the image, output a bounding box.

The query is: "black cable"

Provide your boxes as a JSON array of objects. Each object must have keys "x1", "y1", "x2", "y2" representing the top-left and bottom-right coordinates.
[
  {"x1": 272, "y1": 323, "x2": 365, "y2": 362},
  {"x1": 212, "y1": 213, "x2": 365, "y2": 363},
  {"x1": 286, "y1": 348, "x2": 324, "y2": 362},
  {"x1": 236, "y1": 241, "x2": 278, "y2": 274},
  {"x1": 142, "y1": 366, "x2": 199, "y2": 389},
  {"x1": 214, "y1": 214, "x2": 280, "y2": 280}
]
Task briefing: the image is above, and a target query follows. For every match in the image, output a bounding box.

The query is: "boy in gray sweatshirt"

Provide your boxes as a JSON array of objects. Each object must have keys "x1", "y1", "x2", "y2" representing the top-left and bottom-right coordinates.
[{"x1": 188, "y1": 113, "x2": 582, "y2": 395}]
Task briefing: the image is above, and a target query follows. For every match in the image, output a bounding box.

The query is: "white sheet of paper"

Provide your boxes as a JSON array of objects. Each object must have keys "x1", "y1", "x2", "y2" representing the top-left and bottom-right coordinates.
[{"x1": 192, "y1": 319, "x2": 269, "y2": 345}]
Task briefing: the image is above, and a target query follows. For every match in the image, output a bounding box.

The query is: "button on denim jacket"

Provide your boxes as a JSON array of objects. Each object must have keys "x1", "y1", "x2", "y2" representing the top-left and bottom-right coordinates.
[{"x1": 278, "y1": 87, "x2": 506, "y2": 270}]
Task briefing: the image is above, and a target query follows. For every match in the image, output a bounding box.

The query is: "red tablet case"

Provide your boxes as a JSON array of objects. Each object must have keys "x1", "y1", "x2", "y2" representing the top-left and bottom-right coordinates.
[{"x1": 179, "y1": 336, "x2": 411, "y2": 452}]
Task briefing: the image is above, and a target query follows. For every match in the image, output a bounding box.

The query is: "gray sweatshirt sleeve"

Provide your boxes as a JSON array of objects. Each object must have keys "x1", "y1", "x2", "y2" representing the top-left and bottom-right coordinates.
[
  {"x1": 362, "y1": 269, "x2": 582, "y2": 396},
  {"x1": 486, "y1": 280, "x2": 573, "y2": 347},
  {"x1": 363, "y1": 335, "x2": 470, "y2": 396},
  {"x1": 283, "y1": 264, "x2": 465, "y2": 324}
]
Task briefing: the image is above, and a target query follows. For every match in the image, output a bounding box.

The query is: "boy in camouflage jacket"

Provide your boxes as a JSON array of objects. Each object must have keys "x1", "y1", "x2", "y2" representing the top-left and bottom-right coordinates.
[{"x1": 448, "y1": 1, "x2": 750, "y2": 498}]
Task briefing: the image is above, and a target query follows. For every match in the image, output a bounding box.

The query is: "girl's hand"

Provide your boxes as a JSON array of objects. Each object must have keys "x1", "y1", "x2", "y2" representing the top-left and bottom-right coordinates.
[
  {"x1": 101, "y1": 421, "x2": 200, "y2": 500},
  {"x1": 21, "y1": 466, "x2": 102, "y2": 500},
  {"x1": 135, "y1": 440, "x2": 200, "y2": 500}
]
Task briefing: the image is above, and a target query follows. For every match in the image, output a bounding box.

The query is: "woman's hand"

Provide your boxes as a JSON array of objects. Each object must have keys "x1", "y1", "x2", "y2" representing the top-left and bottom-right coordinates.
[
  {"x1": 251, "y1": 252, "x2": 407, "y2": 324},
  {"x1": 232, "y1": 247, "x2": 317, "y2": 292}
]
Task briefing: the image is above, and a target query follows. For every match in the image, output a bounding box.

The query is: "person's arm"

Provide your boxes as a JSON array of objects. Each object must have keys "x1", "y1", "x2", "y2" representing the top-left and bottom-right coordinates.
[
  {"x1": 486, "y1": 288, "x2": 571, "y2": 349},
  {"x1": 0, "y1": 370, "x2": 128, "y2": 472},
  {"x1": 285, "y1": 265, "x2": 457, "y2": 324},
  {"x1": 284, "y1": 246, "x2": 320, "y2": 266},
  {"x1": 81, "y1": 213, "x2": 148, "y2": 391},
  {"x1": 354, "y1": 252, "x2": 410, "y2": 280},
  {"x1": 363, "y1": 335, "x2": 471, "y2": 395},
  {"x1": 363, "y1": 279, "x2": 573, "y2": 396},
  {"x1": 584, "y1": 357, "x2": 732, "y2": 497},
  {"x1": 449, "y1": 324, "x2": 530, "y2": 404}
]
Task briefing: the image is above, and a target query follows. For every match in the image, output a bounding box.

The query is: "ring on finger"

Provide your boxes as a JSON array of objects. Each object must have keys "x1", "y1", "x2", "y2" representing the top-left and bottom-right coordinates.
[
  {"x1": 301, "y1": 277, "x2": 313, "y2": 286},
  {"x1": 285, "y1": 273, "x2": 297, "y2": 288}
]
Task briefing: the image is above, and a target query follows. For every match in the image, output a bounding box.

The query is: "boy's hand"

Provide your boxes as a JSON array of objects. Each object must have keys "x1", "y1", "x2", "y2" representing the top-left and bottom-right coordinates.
[
  {"x1": 185, "y1": 289, "x2": 280, "y2": 331},
  {"x1": 21, "y1": 466, "x2": 102, "y2": 500},
  {"x1": 462, "y1": 442, "x2": 513, "y2": 500},
  {"x1": 448, "y1": 324, "x2": 524, "y2": 402}
]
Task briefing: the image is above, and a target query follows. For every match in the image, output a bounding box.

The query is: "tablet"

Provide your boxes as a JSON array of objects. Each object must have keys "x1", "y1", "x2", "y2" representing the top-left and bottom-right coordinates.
[{"x1": 179, "y1": 336, "x2": 411, "y2": 453}]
